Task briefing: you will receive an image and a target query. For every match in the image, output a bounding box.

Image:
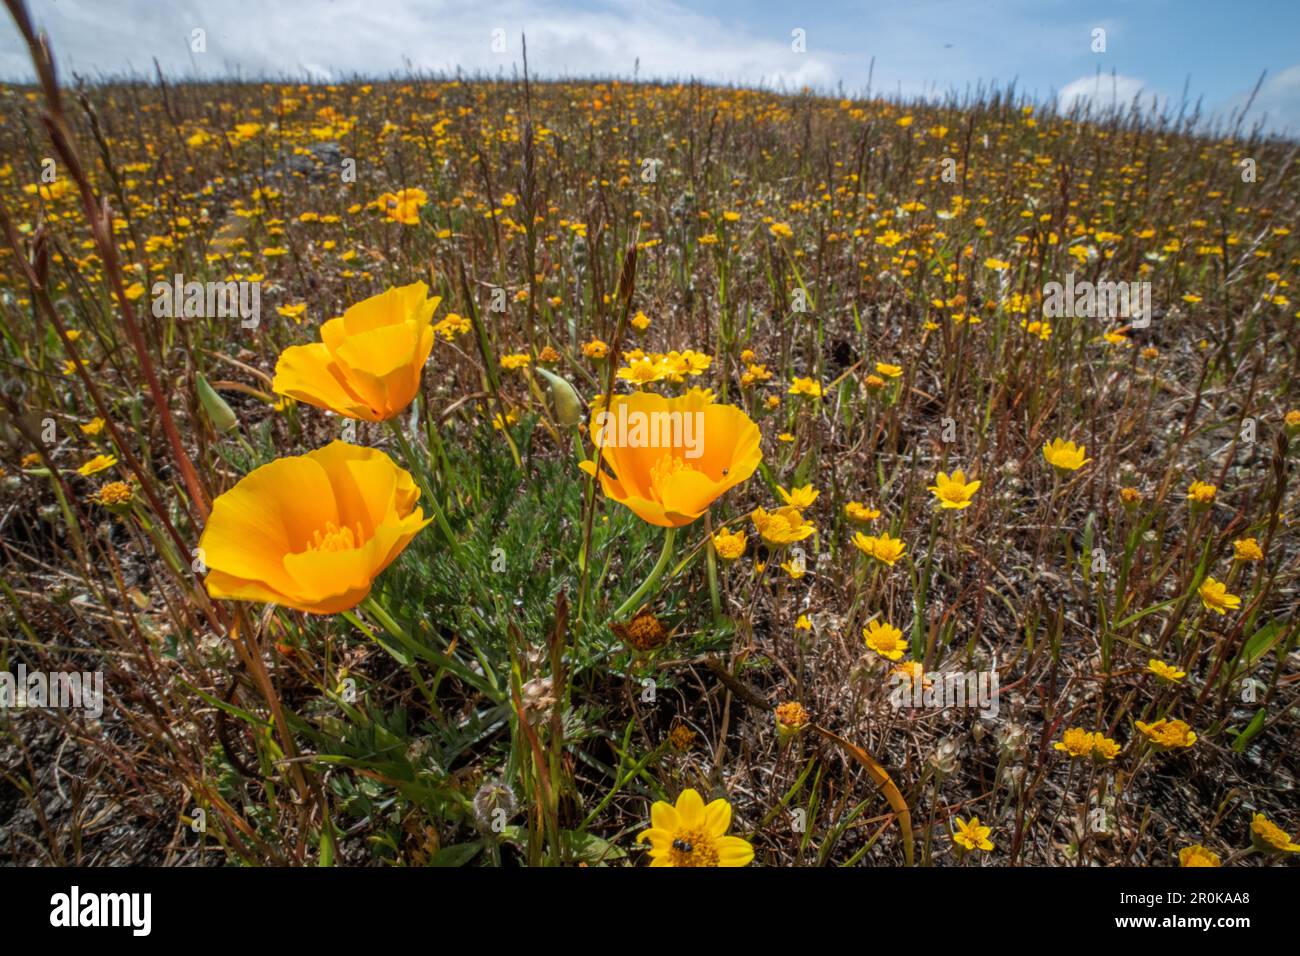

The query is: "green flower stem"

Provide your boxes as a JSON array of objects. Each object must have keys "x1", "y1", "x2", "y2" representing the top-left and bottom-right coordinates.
[
  {"x1": 386, "y1": 418, "x2": 460, "y2": 558},
  {"x1": 580, "y1": 738, "x2": 671, "y2": 829},
  {"x1": 612, "y1": 526, "x2": 678, "y2": 620},
  {"x1": 344, "y1": 605, "x2": 439, "y2": 713},
  {"x1": 705, "y1": 515, "x2": 723, "y2": 623},
  {"x1": 357, "y1": 595, "x2": 501, "y2": 701},
  {"x1": 44, "y1": 472, "x2": 87, "y2": 566},
  {"x1": 135, "y1": 509, "x2": 186, "y2": 583},
  {"x1": 574, "y1": 424, "x2": 593, "y2": 573},
  {"x1": 423, "y1": 411, "x2": 454, "y2": 482}
]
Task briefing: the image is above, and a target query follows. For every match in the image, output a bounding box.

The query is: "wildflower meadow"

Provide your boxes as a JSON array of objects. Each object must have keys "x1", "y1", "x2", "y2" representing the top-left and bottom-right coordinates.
[{"x1": 0, "y1": 0, "x2": 1297, "y2": 896}]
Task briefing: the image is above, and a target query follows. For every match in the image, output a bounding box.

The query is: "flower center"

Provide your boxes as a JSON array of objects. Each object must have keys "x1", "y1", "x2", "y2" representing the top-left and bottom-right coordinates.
[
  {"x1": 307, "y1": 520, "x2": 362, "y2": 552},
  {"x1": 649, "y1": 453, "x2": 696, "y2": 498},
  {"x1": 668, "y1": 829, "x2": 719, "y2": 867}
]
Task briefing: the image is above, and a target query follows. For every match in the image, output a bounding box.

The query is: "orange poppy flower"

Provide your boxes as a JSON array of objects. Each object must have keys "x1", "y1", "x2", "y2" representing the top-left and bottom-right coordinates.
[
  {"x1": 198, "y1": 441, "x2": 430, "y2": 614},
  {"x1": 273, "y1": 282, "x2": 440, "y2": 422},
  {"x1": 580, "y1": 389, "x2": 760, "y2": 528}
]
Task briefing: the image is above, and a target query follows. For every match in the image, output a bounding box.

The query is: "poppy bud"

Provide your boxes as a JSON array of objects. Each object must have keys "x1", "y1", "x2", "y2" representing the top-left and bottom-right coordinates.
[
  {"x1": 196, "y1": 372, "x2": 238, "y2": 433},
  {"x1": 535, "y1": 366, "x2": 583, "y2": 427}
]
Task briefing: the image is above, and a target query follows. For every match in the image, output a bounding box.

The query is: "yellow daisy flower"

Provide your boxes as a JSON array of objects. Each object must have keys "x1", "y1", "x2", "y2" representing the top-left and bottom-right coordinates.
[
  {"x1": 844, "y1": 501, "x2": 880, "y2": 523},
  {"x1": 952, "y1": 815, "x2": 993, "y2": 852},
  {"x1": 928, "y1": 469, "x2": 981, "y2": 509},
  {"x1": 77, "y1": 454, "x2": 118, "y2": 477},
  {"x1": 1197, "y1": 577, "x2": 1240, "y2": 614},
  {"x1": 1148, "y1": 659, "x2": 1185, "y2": 683},
  {"x1": 1042, "y1": 438, "x2": 1090, "y2": 471},
  {"x1": 863, "y1": 619, "x2": 907, "y2": 660},
  {"x1": 711, "y1": 526, "x2": 747, "y2": 561},
  {"x1": 852, "y1": 531, "x2": 907, "y2": 566},
  {"x1": 1250, "y1": 813, "x2": 1300, "y2": 854},
  {"x1": 777, "y1": 483, "x2": 819, "y2": 510},
  {"x1": 636, "y1": 789, "x2": 754, "y2": 867},
  {"x1": 1135, "y1": 718, "x2": 1197, "y2": 749},
  {"x1": 1179, "y1": 845, "x2": 1221, "y2": 867}
]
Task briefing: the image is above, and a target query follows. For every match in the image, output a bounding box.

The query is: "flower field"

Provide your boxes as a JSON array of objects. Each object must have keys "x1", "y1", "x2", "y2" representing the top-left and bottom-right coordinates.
[{"x1": 1, "y1": 3, "x2": 1298, "y2": 868}]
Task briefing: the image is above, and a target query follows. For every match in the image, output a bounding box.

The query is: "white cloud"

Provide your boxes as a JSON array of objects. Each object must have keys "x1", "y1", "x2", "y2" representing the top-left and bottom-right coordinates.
[
  {"x1": 1213, "y1": 64, "x2": 1300, "y2": 136},
  {"x1": 3, "y1": 1, "x2": 1294, "y2": 138},
  {"x1": 0, "y1": 0, "x2": 839, "y2": 88},
  {"x1": 1057, "y1": 72, "x2": 1155, "y2": 115}
]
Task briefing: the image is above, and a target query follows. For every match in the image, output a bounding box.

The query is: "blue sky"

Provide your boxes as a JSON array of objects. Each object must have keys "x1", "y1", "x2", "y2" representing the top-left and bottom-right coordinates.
[{"x1": 3, "y1": 0, "x2": 1298, "y2": 133}]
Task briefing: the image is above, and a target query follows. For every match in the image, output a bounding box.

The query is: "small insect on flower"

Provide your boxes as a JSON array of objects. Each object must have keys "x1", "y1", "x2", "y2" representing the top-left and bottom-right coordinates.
[
  {"x1": 1042, "y1": 438, "x2": 1090, "y2": 472},
  {"x1": 636, "y1": 788, "x2": 754, "y2": 867},
  {"x1": 1197, "y1": 576, "x2": 1241, "y2": 614},
  {"x1": 863, "y1": 619, "x2": 907, "y2": 660},
  {"x1": 952, "y1": 815, "x2": 994, "y2": 853},
  {"x1": 927, "y1": 469, "x2": 981, "y2": 509},
  {"x1": 1179, "y1": 845, "x2": 1222, "y2": 867}
]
